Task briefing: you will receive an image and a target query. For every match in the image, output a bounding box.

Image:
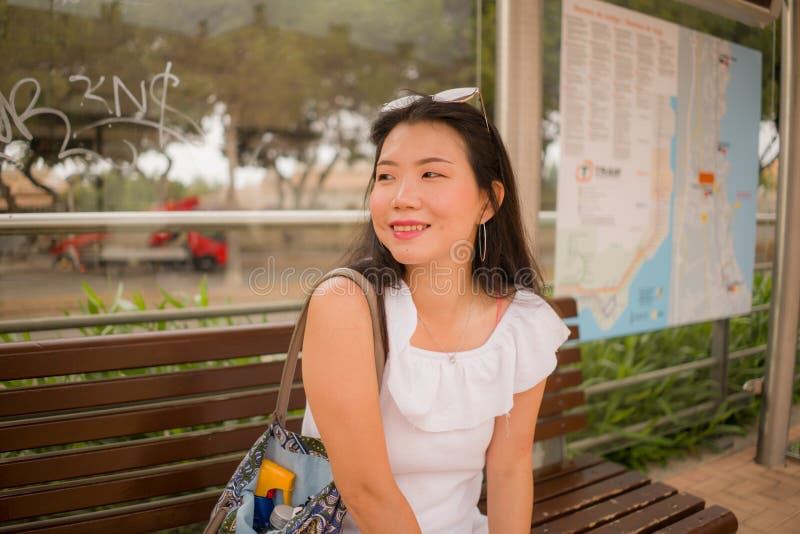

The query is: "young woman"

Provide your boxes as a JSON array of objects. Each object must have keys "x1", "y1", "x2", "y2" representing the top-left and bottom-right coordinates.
[{"x1": 300, "y1": 90, "x2": 570, "y2": 533}]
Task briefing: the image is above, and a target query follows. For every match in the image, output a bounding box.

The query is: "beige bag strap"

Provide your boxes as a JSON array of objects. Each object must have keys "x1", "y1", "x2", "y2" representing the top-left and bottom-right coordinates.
[{"x1": 274, "y1": 267, "x2": 386, "y2": 425}]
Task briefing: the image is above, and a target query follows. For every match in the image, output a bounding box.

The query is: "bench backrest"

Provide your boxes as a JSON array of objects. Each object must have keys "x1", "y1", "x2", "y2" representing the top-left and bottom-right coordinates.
[{"x1": 0, "y1": 296, "x2": 583, "y2": 533}]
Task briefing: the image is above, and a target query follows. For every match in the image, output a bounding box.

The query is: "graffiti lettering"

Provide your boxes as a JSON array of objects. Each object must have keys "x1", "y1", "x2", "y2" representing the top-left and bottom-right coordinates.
[
  {"x1": 0, "y1": 62, "x2": 201, "y2": 167},
  {"x1": 72, "y1": 62, "x2": 202, "y2": 150},
  {"x1": 68, "y1": 74, "x2": 112, "y2": 114},
  {"x1": 112, "y1": 77, "x2": 147, "y2": 118},
  {"x1": 0, "y1": 77, "x2": 79, "y2": 163}
]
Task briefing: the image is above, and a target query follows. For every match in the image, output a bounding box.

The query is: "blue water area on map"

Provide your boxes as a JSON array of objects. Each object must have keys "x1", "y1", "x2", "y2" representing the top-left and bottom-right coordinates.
[
  {"x1": 577, "y1": 240, "x2": 672, "y2": 340},
  {"x1": 720, "y1": 42, "x2": 761, "y2": 291},
  {"x1": 576, "y1": 96, "x2": 679, "y2": 343}
]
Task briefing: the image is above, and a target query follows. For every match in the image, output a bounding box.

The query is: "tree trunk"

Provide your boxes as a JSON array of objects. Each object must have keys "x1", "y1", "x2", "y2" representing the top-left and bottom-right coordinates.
[
  {"x1": 0, "y1": 172, "x2": 17, "y2": 212},
  {"x1": 158, "y1": 154, "x2": 173, "y2": 204},
  {"x1": 224, "y1": 105, "x2": 242, "y2": 287},
  {"x1": 23, "y1": 153, "x2": 62, "y2": 211},
  {"x1": 272, "y1": 163, "x2": 288, "y2": 209},
  {"x1": 293, "y1": 151, "x2": 318, "y2": 209},
  {"x1": 308, "y1": 151, "x2": 340, "y2": 209},
  {"x1": 225, "y1": 107, "x2": 241, "y2": 209}
]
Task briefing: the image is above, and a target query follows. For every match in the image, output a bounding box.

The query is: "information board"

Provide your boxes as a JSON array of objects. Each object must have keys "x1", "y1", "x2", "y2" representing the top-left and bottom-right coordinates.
[{"x1": 555, "y1": 0, "x2": 762, "y2": 341}]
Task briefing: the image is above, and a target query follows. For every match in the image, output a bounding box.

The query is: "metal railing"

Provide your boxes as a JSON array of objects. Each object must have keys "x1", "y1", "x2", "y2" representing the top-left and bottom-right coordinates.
[
  {"x1": 568, "y1": 257, "x2": 783, "y2": 454},
  {"x1": 0, "y1": 209, "x2": 556, "y2": 235},
  {"x1": 0, "y1": 210, "x2": 369, "y2": 235},
  {"x1": 569, "y1": 267, "x2": 782, "y2": 454},
  {"x1": 0, "y1": 301, "x2": 302, "y2": 334}
]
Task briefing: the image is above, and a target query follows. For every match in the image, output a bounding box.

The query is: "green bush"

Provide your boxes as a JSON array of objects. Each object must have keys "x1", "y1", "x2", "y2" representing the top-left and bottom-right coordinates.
[{"x1": 571, "y1": 271, "x2": 800, "y2": 470}]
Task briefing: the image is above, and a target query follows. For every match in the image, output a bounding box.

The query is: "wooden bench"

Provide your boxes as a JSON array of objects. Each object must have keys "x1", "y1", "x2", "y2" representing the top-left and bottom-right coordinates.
[{"x1": 0, "y1": 296, "x2": 737, "y2": 533}]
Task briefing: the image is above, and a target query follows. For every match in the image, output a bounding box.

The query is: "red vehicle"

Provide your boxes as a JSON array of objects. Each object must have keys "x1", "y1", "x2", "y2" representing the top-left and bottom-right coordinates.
[
  {"x1": 50, "y1": 230, "x2": 227, "y2": 273},
  {"x1": 50, "y1": 197, "x2": 227, "y2": 272},
  {"x1": 186, "y1": 230, "x2": 227, "y2": 271},
  {"x1": 49, "y1": 233, "x2": 107, "y2": 273}
]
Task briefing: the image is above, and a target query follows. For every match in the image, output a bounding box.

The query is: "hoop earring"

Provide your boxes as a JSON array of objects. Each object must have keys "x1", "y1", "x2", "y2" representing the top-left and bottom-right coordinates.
[{"x1": 478, "y1": 222, "x2": 487, "y2": 263}]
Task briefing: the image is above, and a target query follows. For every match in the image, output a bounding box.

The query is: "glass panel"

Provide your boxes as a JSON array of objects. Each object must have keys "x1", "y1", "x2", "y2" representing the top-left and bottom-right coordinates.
[{"x1": 0, "y1": 0, "x2": 479, "y2": 337}]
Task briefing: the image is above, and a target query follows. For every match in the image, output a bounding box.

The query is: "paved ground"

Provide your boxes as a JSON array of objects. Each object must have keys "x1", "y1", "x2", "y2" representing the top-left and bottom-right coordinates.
[{"x1": 657, "y1": 414, "x2": 800, "y2": 533}]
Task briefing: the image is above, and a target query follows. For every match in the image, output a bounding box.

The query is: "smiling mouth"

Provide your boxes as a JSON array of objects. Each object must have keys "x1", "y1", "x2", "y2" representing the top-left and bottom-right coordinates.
[{"x1": 392, "y1": 224, "x2": 430, "y2": 232}]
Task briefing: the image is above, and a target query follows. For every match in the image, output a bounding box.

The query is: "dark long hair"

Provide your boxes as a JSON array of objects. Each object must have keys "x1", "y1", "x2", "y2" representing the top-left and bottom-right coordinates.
[{"x1": 342, "y1": 96, "x2": 546, "y2": 300}]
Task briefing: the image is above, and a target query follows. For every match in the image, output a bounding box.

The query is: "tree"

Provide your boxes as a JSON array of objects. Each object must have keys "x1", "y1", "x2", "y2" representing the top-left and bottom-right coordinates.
[{"x1": 1, "y1": 0, "x2": 479, "y2": 212}]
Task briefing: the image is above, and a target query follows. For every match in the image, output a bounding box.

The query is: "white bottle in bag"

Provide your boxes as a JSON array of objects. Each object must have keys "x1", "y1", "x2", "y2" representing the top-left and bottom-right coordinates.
[{"x1": 264, "y1": 504, "x2": 294, "y2": 532}]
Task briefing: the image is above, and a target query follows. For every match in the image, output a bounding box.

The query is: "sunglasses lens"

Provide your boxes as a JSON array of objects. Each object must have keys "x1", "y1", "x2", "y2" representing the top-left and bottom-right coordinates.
[
  {"x1": 381, "y1": 95, "x2": 421, "y2": 112},
  {"x1": 433, "y1": 87, "x2": 479, "y2": 104},
  {"x1": 380, "y1": 88, "x2": 486, "y2": 127}
]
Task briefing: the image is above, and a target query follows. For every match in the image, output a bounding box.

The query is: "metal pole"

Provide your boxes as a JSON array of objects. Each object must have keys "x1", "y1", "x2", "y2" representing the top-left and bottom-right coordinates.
[
  {"x1": 495, "y1": 0, "x2": 544, "y2": 252},
  {"x1": 757, "y1": 0, "x2": 800, "y2": 467},
  {"x1": 711, "y1": 319, "x2": 730, "y2": 405},
  {"x1": 496, "y1": 0, "x2": 554, "y2": 466}
]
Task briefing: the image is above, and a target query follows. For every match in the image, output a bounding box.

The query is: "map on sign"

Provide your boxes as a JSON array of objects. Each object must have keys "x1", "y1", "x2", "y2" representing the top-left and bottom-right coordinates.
[{"x1": 555, "y1": 0, "x2": 761, "y2": 341}]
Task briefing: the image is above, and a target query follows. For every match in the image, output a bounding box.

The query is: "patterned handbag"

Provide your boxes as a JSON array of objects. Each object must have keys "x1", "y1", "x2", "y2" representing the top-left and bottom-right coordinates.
[{"x1": 204, "y1": 267, "x2": 386, "y2": 533}]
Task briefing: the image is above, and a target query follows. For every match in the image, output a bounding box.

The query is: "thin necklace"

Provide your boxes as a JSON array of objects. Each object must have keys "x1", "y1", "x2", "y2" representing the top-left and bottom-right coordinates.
[{"x1": 416, "y1": 292, "x2": 477, "y2": 364}]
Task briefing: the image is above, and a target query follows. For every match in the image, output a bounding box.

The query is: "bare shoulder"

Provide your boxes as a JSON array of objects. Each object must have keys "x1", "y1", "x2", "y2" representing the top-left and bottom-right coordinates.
[
  {"x1": 305, "y1": 276, "x2": 375, "y2": 348},
  {"x1": 303, "y1": 275, "x2": 378, "y2": 395},
  {"x1": 308, "y1": 276, "x2": 371, "y2": 321}
]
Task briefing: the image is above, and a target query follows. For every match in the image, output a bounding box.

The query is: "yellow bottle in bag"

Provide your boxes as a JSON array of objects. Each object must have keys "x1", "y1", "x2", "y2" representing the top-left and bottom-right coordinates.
[
  {"x1": 253, "y1": 460, "x2": 295, "y2": 530},
  {"x1": 256, "y1": 460, "x2": 295, "y2": 504}
]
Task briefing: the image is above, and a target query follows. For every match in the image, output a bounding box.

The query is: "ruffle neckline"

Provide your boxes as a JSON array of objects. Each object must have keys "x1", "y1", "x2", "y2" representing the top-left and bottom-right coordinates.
[{"x1": 383, "y1": 280, "x2": 568, "y2": 433}]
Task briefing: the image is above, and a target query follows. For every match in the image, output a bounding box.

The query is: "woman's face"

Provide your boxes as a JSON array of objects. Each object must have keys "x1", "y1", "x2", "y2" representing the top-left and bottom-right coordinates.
[{"x1": 370, "y1": 120, "x2": 491, "y2": 269}]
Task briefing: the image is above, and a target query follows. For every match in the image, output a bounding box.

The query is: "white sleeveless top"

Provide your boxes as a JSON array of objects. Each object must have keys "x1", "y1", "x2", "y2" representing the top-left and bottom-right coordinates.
[{"x1": 301, "y1": 280, "x2": 571, "y2": 533}]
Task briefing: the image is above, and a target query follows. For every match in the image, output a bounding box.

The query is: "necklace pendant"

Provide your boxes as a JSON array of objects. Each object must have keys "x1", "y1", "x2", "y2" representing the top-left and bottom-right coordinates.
[{"x1": 448, "y1": 353, "x2": 456, "y2": 364}]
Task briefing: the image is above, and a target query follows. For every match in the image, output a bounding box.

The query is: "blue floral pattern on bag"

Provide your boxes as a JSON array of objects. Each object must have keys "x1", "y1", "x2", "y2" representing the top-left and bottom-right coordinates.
[
  {"x1": 207, "y1": 416, "x2": 347, "y2": 534},
  {"x1": 282, "y1": 482, "x2": 346, "y2": 533}
]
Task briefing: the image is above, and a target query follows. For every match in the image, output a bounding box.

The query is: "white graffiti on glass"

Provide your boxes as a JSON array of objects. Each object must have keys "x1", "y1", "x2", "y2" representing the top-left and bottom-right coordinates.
[{"x1": 0, "y1": 62, "x2": 202, "y2": 166}]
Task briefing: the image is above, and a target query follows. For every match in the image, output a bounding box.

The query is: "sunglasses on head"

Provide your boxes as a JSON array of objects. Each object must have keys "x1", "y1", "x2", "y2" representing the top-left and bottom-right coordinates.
[{"x1": 381, "y1": 87, "x2": 491, "y2": 133}]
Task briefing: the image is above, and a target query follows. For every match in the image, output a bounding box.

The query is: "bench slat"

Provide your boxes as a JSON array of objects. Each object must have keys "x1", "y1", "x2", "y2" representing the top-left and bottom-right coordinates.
[
  {"x1": 480, "y1": 454, "x2": 606, "y2": 504},
  {"x1": 0, "y1": 361, "x2": 290, "y2": 417},
  {"x1": 2, "y1": 392, "x2": 571, "y2": 454},
  {"x1": 535, "y1": 412, "x2": 587, "y2": 442},
  {"x1": 0, "y1": 323, "x2": 294, "y2": 380},
  {"x1": 567, "y1": 325, "x2": 579, "y2": 340},
  {"x1": 532, "y1": 470, "x2": 651, "y2": 526},
  {"x1": 0, "y1": 454, "x2": 239, "y2": 522},
  {"x1": 0, "y1": 387, "x2": 306, "y2": 452},
  {"x1": 0, "y1": 489, "x2": 219, "y2": 534},
  {"x1": 539, "y1": 390, "x2": 585, "y2": 417},
  {"x1": 535, "y1": 454, "x2": 606, "y2": 483},
  {"x1": 548, "y1": 298, "x2": 578, "y2": 319},
  {"x1": 286, "y1": 418, "x2": 302, "y2": 433},
  {"x1": 0, "y1": 422, "x2": 266, "y2": 488},
  {"x1": 587, "y1": 493, "x2": 705, "y2": 533},
  {"x1": 652, "y1": 505, "x2": 738, "y2": 534},
  {"x1": 1, "y1": 339, "x2": 579, "y2": 420},
  {"x1": 545, "y1": 369, "x2": 582, "y2": 392},
  {"x1": 557, "y1": 346, "x2": 581, "y2": 366},
  {"x1": 535, "y1": 461, "x2": 628, "y2": 502},
  {"x1": 485, "y1": 458, "x2": 688, "y2": 533},
  {"x1": 532, "y1": 480, "x2": 674, "y2": 532}
]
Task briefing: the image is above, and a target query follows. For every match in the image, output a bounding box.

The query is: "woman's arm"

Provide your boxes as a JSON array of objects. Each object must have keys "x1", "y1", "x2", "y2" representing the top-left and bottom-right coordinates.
[
  {"x1": 484, "y1": 379, "x2": 547, "y2": 533},
  {"x1": 302, "y1": 276, "x2": 421, "y2": 533}
]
